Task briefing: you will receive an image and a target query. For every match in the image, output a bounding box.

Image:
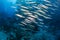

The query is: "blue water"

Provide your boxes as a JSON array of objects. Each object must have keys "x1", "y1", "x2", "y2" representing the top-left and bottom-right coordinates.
[
  {"x1": 0, "y1": 0, "x2": 60, "y2": 40},
  {"x1": 0, "y1": 0, "x2": 16, "y2": 17}
]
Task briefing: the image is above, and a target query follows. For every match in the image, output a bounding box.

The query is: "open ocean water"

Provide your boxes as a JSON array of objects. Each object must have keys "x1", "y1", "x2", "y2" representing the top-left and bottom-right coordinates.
[{"x1": 0, "y1": 0, "x2": 60, "y2": 40}]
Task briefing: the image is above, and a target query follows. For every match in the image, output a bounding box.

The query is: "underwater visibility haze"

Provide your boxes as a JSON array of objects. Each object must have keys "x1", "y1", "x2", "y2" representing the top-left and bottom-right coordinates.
[{"x1": 0, "y1": 0, "x2": 60, "y2": 40}]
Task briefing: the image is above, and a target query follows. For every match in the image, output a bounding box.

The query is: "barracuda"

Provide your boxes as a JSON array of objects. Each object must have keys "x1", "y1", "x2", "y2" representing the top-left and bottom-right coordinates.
[{"x1": 0, "y1": 0, "x2": 60, "y2": 40}]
